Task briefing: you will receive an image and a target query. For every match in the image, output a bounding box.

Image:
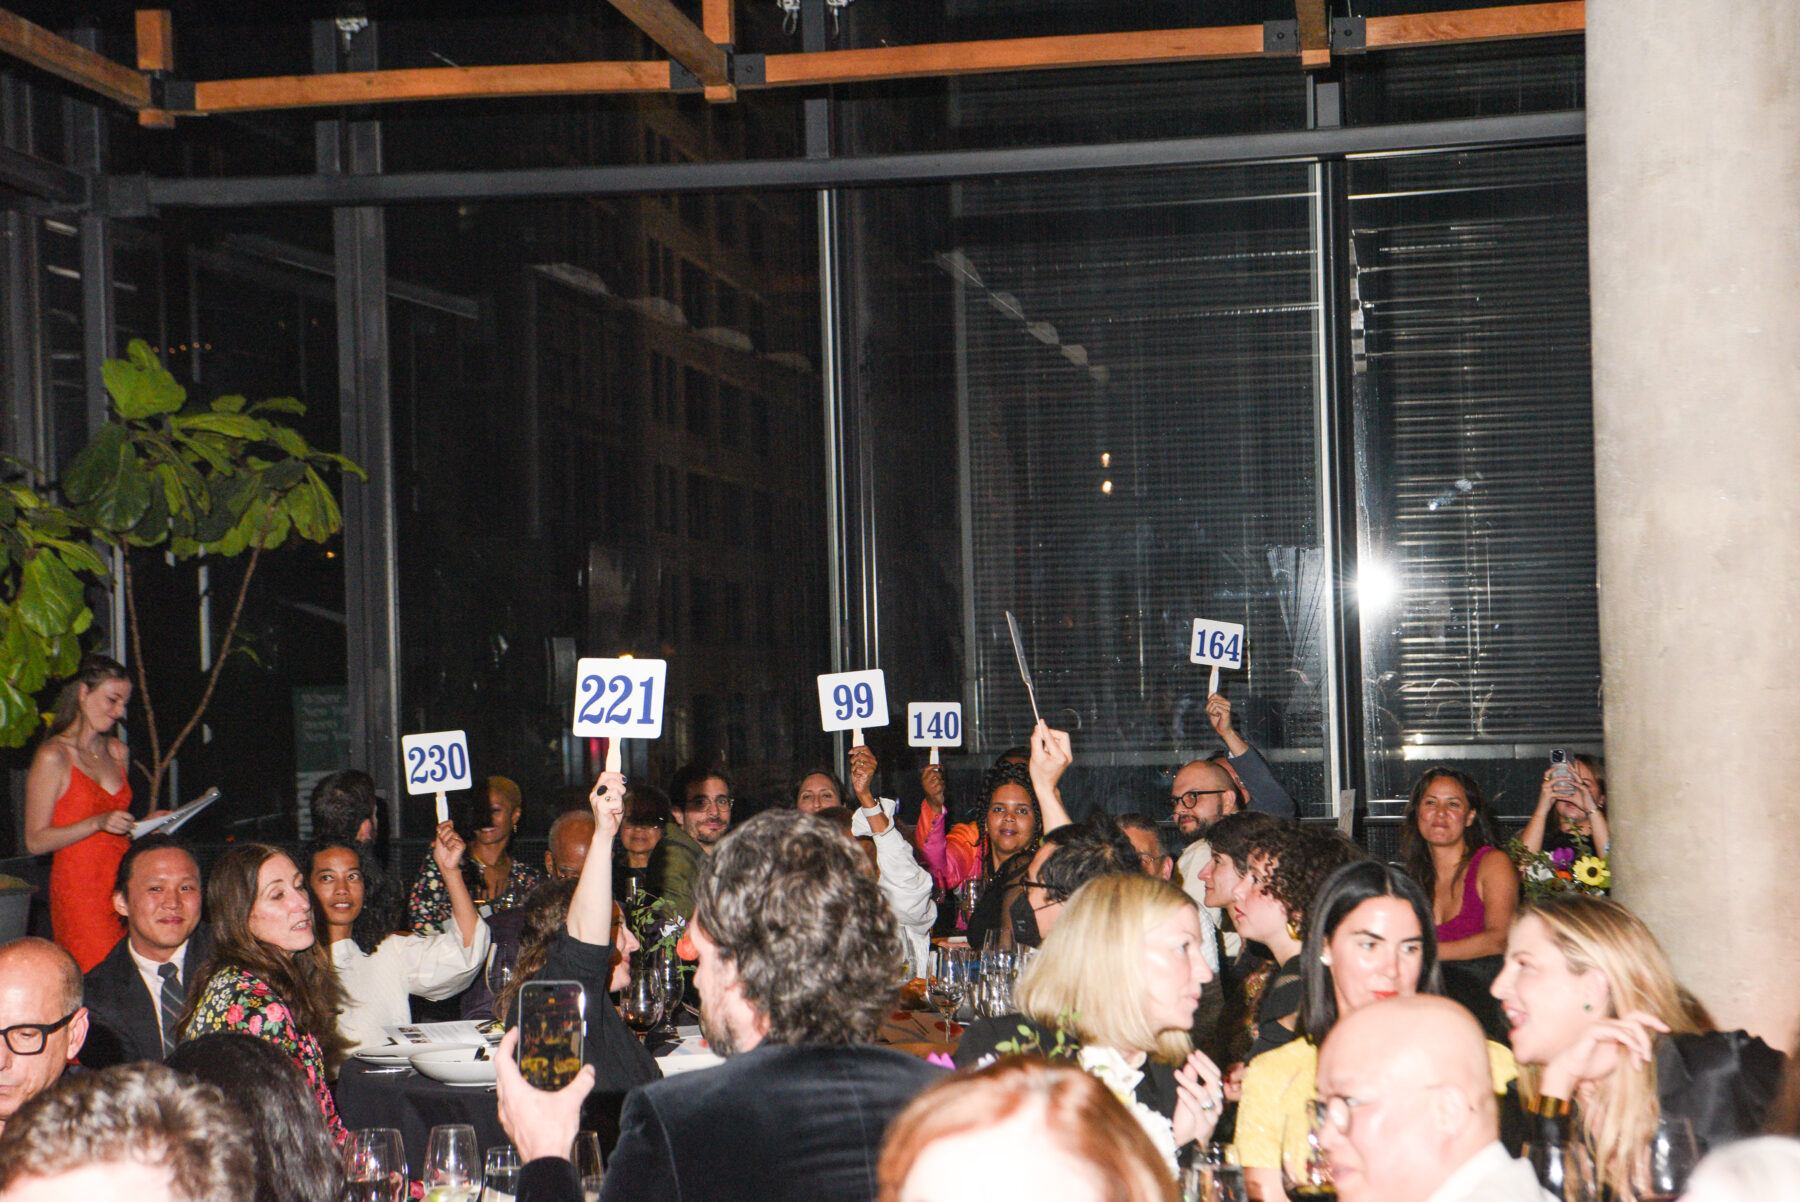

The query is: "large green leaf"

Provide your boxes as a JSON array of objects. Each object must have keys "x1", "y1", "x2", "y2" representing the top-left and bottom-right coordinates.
[
  {"x1": 271, "y1": 426, "x2": 310, "y2": 459},
  {"x1": 37, "y1": 537, "x2": 108, "y2": 578},
  {"x1": 263, "y1": 458, "x2": 306, "y2": 492},
  {"x1": 77, "y1": 441, "x2": 154, "y2": 534},
  {"x1": 252, "y1": 396, "x2": 307, "y2": 416},
  {"x1": 63, "y1": 422, "x2": 128, "y2": 505},
  {"x1": 16, "y1": 550, "x2": 83, "y2": 636},
  {"x1": 0, "y1": 677, "x2": 36, "y2": 749},
  {"x1": 172, "y1": 412, "x2": 268, "y2": 441},
  {"x1": 126, "y1": 477, "x2": 172, "y2": 548},
  {"x1": 211, "y1": 395, "x2": 247, "y2": 414},
  {"x1": 104, "y1": 340, "x2": 187, "y2": 419}
]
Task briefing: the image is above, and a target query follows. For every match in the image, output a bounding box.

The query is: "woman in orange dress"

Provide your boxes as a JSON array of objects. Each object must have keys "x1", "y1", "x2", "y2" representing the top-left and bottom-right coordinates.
[{"x1": 24, "y1": 654, "x2": 137, "y2": 972}]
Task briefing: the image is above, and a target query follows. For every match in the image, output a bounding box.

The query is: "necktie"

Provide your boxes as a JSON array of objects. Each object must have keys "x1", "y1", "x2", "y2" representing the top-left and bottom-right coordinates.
[{"x1": 158, "y1": 962, "x2": 183, "y2": 1058}]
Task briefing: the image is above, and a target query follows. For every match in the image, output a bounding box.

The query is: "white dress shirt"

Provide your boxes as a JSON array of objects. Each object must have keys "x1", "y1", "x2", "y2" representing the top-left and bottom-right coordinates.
[
  {"x1": 1426, "y1": 1141, "x2": 1556, "y2": 1202},
  {"x1": 853, "y1": 798, "x2": 935, "y2": 979},
  {"x1": 331, "y1": 919, "x2": 492, "y2": 1049},
  {"x1": 127, "y1": 937, "x2": 190, "y2": 1049}
]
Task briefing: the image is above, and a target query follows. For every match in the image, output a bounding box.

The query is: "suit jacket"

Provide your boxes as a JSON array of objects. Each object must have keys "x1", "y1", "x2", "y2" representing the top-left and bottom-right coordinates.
[
  {"x1": 598, "y1": 1042, "x2": 942, "y2": 1202},
  {"x1": 81, "y1": 924, "x2": 214, "y2": 1068}
]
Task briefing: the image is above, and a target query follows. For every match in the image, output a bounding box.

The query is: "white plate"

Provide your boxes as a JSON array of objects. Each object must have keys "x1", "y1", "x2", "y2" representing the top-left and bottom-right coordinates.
[
  {"x1": 409, "y1": 1044, "x2": 497, "y2": 1087},
  {"x1": 351, "y1": 1044, "x2": 418, "y2": 1067}
]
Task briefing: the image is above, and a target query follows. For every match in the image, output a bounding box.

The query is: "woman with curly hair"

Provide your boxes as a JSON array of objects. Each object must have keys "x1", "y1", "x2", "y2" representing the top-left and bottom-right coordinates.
[
  {"x1": 182, "y1": 842, "x2": 350, "y2": 1143},
  {"x1": 1227, "y1": 825, "x2": 1365, "y2": 1060}
]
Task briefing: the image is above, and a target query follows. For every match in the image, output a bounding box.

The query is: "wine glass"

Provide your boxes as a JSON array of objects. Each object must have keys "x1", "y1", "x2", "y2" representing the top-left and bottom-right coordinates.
[
  {"x1": 651, "y1": 947, "x2": 685, "y2": 1038},
  {"x1": 345, "y1": 1128, "x2": 407, "y2": 1202},
  {"x1": 486, "y1": 956, "x2": 515, "y2": 1010},
  {"x1": 1523, "y1": 1133, "x2": 1600, "y2": 1201},
  {"x1": 621, "y1": 966, "x2": 665, "y2": 1040},
  {"x1": 927, "y1": 945, "x2": 974, "y2": 1041},
  {"x1": 1280, "y1": 1103, "x2": 1334, "y2": 1199},
  {"x1": 423, "y1": 1124, "x2": 479, "y2": 1202},
  {"x1": 1636, "y1": 1114, "x2": 1701, "y2": 1202},
  {"x1": 956, "y1": 878, "x2": 983, "y2": 926},
  {"x1": 572, "y1": 1131, "x2": 604, "y2": 1202},
  {"x1": 481, "y1": 1145, "x2": 520, "y2": 1202}
]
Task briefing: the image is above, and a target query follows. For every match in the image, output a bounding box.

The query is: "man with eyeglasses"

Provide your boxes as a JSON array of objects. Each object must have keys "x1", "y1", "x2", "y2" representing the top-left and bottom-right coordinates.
[
  {"x1": 650, "y1": 761, "x2": 736, "y2": 918},
  {"x1": 1316, "y1": 996, "x2": 1549, "y2": 1202},
  {"x1": 0, "y1": 937, "x2": 90, "y2": 1137}
]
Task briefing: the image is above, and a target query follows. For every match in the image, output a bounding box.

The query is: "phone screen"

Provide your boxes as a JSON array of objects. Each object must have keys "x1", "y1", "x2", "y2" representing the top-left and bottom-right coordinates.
[{"x1": 517, "y1": 980, "x2": 587, "y2": 1090}]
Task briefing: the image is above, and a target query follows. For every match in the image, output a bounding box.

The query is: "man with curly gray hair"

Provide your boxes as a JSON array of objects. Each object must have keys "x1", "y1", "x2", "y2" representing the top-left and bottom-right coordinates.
[
  {"x1": 599, "y1": 809, "x2": 942, "y2": 1202},
  {"x1": 0, "y1": 1061, "x2": 253, "y2": 1202}
]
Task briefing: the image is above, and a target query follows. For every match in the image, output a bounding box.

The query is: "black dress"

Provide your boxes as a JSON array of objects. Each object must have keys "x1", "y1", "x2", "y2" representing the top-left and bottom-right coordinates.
[
  {"x1": 955, "y1": 1013, "x2": 1179, "y2": 1119},
  {"x1": 532, "y1": 930, "x2": 660, "y2": 1152}
]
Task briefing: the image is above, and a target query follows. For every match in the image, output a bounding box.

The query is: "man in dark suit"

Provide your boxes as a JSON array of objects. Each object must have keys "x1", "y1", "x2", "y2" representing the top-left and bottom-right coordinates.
[
  {"x1": 588, "y1": 809, "x2": 941, "y2": 1202},
  {"x1": 80, "y1": 834, "x2": 213, "y2": 1068}
]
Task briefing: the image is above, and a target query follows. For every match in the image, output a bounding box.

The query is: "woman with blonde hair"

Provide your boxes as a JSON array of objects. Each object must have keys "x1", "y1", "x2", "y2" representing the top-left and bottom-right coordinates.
[
  {"x1": 1492, "y1": 895, "x2": 1784, "y2": 1199},
  {"x1": 954, "y1": 872, "x2": 1224, "y2": 1167},
  {"x1": 878, "y1": 1056, "x2": 1178, "y2": 1202}
]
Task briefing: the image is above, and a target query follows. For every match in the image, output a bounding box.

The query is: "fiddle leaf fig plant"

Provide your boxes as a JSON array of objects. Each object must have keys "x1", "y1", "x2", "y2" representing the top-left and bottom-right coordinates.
[
  {"x1": 60, "y1": 338, "x2": 365, "y2": 803},
  {"x1": 0, "y1": 460, "x2": 99, "y2": 747}
]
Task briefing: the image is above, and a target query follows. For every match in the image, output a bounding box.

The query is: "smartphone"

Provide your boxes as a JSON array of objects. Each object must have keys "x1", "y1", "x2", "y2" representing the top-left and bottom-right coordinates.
[
  {"x1": 1548, "y1": 748, "x2": 1575, "y2": 794},
  {"x1": 516, "y1": 980, "x2": 587, "y2": 1090}
]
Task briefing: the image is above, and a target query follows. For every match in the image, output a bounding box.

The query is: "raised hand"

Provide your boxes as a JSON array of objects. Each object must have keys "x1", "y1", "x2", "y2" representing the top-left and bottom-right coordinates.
[
  {"x1": 849, "y1": 744, "x2": 879, "y2": 807},
  {"x1": 919, "y1": 763, "x2": 946, "y2": 808},
  {"x1": 1028, "y1": 720, "x2": 1072, "y2": 791},
  {"x1": 430, "y1": 820, "x2": 467, "y2": 872},
  {"x1": 589, "y1": 770, "x2": 626, "y2": 841},
  {"x1": 1172, "y1": 1049, "x2": 1226, "y2": 1147},
  {"x1": 1205, "y1": 693, "x2": 1250, "y2": 757},
  {"x1": 1539, "y1": 1010, "x2": 1670, "y2": 1098},
  {"x1": 494, "y1": 1027, "x2": 596, "y2": 1165}
]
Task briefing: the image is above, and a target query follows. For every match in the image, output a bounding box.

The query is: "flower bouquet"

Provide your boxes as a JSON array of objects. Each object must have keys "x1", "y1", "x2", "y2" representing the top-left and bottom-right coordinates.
[{"x1": 1507, "y1": 833, "x2": 1611, "y2": 900}]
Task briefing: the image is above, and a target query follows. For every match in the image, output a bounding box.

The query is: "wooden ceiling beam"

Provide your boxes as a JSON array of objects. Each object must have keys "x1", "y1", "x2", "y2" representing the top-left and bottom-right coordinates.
[
  {"x1": 604, "y1": 0, "x2": 729, "y2": 88},
  {"x1": 0, "y1": 8, "x2": 150, "y2": 109},
  {"x1": 757, "y1": 24, "x2": 1268, "y2": 88},
  {"x1": 1364, "y1": 1, "x2": 1584, "y2": 51},
  {"x1": 135, "y1": 9, "x2": 175, "y2": 128},
  {"x1": 702, "y1": 0, "x2": 735, "y2": 103},
  {"x1": 187, "y1": 60, "x2": 672, "y2": 114},
  {"x1": 1295, "y1": 0, "x2": 1330, "y2": 70}
]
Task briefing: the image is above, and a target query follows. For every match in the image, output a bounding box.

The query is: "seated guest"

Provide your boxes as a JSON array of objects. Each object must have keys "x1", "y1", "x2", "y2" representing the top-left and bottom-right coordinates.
[
  {"x1": 1230, "y1": 825, "x2": 1366, "y2": 1060},
  {"x1": 924, "y1": 760, "x2": 1041, "y2": 947},
  {"x1": 1117, "y1": 814, "x2": 1174, "y2": 880},
  {"x1": 956, "y1": 873, "x2": 1225, "y2": 1168},
  {"x1": 1190, "y1": 810, "x2": 1286, "y2": 1068},
  {"x1": 1237, "y1": 861, "x2": 1517, "y2": 1201},
  {"x1": 409, "y1": 775, "x2": 543, "y2": 931},
  {"x1": 1316, "y1": 996, "x2": 1549, "y2": 1202},
  {"x1": 500, "y1": 771, "x2": 655, "y2": 1146},
  {"x1": 183, "y1": 843, "x2": 349, "y2": 1143},
  {"x1": 309, "y1": 823, "x2": 490, "y2": 1049},
  {"x1": 168, "y1": 1033, "x2": 346, "y2": 1202},
  {"x1": 1518, "y1": 754, "x2": 1611, "y2": 860},
  {"x1": 1401, "y1": 767, "x2": 1518, "y2": 962},
  {"x1": 0, "y1": 938, "x2": 89, "y2": 1137},
  {"x1": 1491, "y1": 895, "x2": 1784, "y2": 1199},
  {"x1": 614, "y1": 788, "x2": 666, "y2": 897},
  {"x1": 601, "y1": 809, "x2": 941, "y2": 1202},
  {"x1": 82, "y1": 834, "x2": 214, "y2": 1067},
  {"x1": 308, "y1": 769, "x2": 379, "y2": 847},
  {"x1": 1004, "y1": 814, "x2": 1142, "y2": 948},
  {"x1": 0, "y1": 1062, "x2": 253, "y2": 1202},
  {"x1": 792, "y1": 765, "x2": 847, "y2": 814},
  {"x1": 464, "y1": 807, "x2": 595, "y2": 1023},
  {"x1": 877, "y1": 1057, "x2": 1180, "y2": 1202},
  {"x1": 649, "y1": 762, "x2": 734, "y2": 918}
]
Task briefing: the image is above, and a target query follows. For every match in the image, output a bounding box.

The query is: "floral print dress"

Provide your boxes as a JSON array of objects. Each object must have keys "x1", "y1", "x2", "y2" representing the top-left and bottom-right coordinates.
[
  {"x1": 407, "y1": 853, "x2": 543, "y2": 933},
  {"x1": 187, "y1": 966, "x2": 348, "y2": 1144}
]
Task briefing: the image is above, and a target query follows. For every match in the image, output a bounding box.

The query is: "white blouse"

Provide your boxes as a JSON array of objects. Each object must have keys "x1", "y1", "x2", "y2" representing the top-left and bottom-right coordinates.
[{"x1": 330, "y1": 920, "x2": 492, "y2": 1049}]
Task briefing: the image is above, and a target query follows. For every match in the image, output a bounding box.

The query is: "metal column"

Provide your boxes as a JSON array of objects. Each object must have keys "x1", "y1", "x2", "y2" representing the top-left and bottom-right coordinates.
[{"x1": 315, "y1": 19, "x2": 403, "y2": 831}]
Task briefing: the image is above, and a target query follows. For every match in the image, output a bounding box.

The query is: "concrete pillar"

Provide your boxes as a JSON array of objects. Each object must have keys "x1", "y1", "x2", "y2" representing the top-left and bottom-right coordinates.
[{"x1": 1589, "y1": 0, "x2": 1800, "y2": 1046}]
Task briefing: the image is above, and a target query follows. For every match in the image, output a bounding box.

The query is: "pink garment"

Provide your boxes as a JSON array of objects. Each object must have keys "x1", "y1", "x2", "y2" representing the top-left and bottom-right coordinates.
[{"x1": 1435, "y1": 844, "x2": 1494, "y2": 943}]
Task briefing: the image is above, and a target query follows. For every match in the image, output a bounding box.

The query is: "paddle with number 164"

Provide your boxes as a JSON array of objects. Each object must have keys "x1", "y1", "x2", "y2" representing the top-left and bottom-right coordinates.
[
  {"x1": 1189, "y1": 617, "x2": 1246, "y2": 696},
  {"x1": 572, "y1": 657, "x2": 668, "y2": 779}
]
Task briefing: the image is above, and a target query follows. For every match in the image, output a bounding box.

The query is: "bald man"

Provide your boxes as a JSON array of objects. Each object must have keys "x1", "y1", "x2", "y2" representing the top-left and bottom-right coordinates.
[
  {"x1": 1316, "y1": 997, "x2": 1549, "y2": 1202},
  {"x1": 546, "y1": 809, "x2": 597, "y2": 881},
  {"x1": 461, "y1": 808, "x2": 596, "y2": 1022},
  {"x1": 0, "y1": 938, "x2": 89, "y2": 1137}
]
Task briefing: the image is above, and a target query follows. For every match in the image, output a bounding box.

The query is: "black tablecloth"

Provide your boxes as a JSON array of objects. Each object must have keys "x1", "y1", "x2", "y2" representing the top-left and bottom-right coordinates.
[{"x1": 335, "y1": 1058, "x2": 509, "y2": 1173}]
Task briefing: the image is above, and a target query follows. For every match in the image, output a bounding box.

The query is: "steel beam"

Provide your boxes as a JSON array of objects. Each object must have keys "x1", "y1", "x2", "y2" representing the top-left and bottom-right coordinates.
[{"x1": 121, "y1": 110, "x2": 1582, "y2": 212}]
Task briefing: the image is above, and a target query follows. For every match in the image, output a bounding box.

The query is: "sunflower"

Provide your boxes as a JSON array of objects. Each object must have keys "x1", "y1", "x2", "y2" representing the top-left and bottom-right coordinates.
[{"x1": 1573, "y1": 855, "x2": 1611, "y2": 890}]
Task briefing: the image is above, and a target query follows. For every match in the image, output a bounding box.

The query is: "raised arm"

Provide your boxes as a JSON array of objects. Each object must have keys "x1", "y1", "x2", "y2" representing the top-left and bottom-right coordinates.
[
  {"x1": 567, "y1": 770, "x2": 625, "y2": 945},
  {"x1": 1518, "y1": 770, "x2": 1559, "y2": 854},
  {"x1": 1208, "y1": 694, "x2": 1296, "y2": 818},
  {"x1": 1029, "y1": 721, "x2": 1073, "y2": 835},
  {"x1": 848, "y1": 745, "x2": 889, "y2": 835},
  {"x1": 429, "y1": 821, "x2": 482, "y2": 948}
]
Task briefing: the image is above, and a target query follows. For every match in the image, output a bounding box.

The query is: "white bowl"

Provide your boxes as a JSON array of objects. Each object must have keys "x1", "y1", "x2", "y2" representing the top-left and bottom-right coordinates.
[{"x1": 408, "y1": 1044, "x2": 497, "y2": 1087}]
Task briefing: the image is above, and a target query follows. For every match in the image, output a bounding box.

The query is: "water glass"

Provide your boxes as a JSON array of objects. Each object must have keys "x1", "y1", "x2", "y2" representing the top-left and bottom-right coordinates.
[
  {"x1": 344, "y1": 1128, "x2": 407, "y2": 1202},
  {"x1": 572, "y1": 1131, "x2": 604, "y2": 1202},
  {"x1": 480, "y1": 1146, "x2": 520, "y2": 1202},
  {"x1": 1636, "y1": 1114, "x2": 1701, "y2": 1201},
  {"x1": 1280, "y1": 1104, "x2": 1333, "y2": 1199},
  {"x1": 1523, "y1": 1136, "x2": 1601, "y2": 1201},
  {"x1": 423, "y1": 1123, "x2": 479, "y2": 1202}
]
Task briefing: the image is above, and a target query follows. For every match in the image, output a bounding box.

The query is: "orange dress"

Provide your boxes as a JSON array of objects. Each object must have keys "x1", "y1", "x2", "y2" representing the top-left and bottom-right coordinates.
[{"x1": 49, "y1": 765, "x2": 132, "y2": 972}]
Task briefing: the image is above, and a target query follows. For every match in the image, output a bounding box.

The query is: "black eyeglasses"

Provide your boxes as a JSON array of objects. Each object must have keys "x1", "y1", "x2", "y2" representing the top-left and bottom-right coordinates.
[
  {"x1": 1171, "y1": 789, "x2": 1231, "y2": 811},
  {"x1": 1019, "y1": 879, "x2": 1063, "y2": 908},
  {"x1": 0, "y1": 1010, "x2": 80, "y2": 1056},
  {"x1": 685, "y1": 795, "x2": 733, "y2": 813}
]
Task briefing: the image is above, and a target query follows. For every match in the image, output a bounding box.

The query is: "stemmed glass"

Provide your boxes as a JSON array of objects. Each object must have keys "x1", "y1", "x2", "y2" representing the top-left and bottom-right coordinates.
[
  {"x1": 956, "y1": 878, "x2": 983, "y2": 927},
  {"x1": 480, "y1": 1146, "x2": 520, "y2": 1202},
  {"x1": 1635, "y1": 1114, "x2": 1701, "y2": 1202},
  {"x1": 572, "y1": 1132, "x2": 604, "y2": 1202},
  {"x1": 621, "y1": 960, "x2": 665, "y2": 1041},
  {"x1": 423, "y1": 1123, "x2": 479, "y2": 1202},
  {"x1": 1280, "y1": 1103, "x2": 1333, "y2": 1199},
  {"x1": 927, "y1": 945, "x2": 975, "y2": 1041},
  {"x1": 650, "y1": 946, "x2": 686, "y2": 1038},
  {"x1": 345, "y1": 1128, "x2": 407, "y2": 1202},
  {"x1": 1522, "y1": 1133, "x2": 1600, "y2": 1201}
]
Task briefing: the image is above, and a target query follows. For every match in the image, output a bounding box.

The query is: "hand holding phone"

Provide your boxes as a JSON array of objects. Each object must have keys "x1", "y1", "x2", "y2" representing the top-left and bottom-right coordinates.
[{"x1": 516, "y1": 980, "x2": 587, "y2": 1090}]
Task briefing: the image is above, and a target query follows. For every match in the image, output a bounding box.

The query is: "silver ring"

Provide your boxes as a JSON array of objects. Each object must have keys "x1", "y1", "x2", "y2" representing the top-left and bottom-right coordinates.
[{"x1": 1199, "y1": 1096, "x2": 1215, "y2": 1110}]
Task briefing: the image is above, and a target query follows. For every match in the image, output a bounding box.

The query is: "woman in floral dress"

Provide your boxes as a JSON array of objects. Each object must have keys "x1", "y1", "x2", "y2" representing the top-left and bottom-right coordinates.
[
  {"x1": 409, "y1": 774, "x2": 543, "y2": 932},
  {"x1": 184, "y1": 841, "x2": 351, "y2": 1143}
]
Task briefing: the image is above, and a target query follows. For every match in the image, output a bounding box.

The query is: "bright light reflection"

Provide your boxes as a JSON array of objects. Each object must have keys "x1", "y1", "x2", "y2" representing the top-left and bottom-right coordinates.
[{"x1": 1356, "y1": 560, "x2": 1400, "y2": 613}]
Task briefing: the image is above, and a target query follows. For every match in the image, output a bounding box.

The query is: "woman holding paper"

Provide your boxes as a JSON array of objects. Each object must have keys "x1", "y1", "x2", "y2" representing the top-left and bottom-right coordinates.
[
  {"x1": 22, "y1": 654, "x2": 147, "y2": 972},
  {"x1": 308, "y1": 822, "x2": 491, "y2": 1049}
]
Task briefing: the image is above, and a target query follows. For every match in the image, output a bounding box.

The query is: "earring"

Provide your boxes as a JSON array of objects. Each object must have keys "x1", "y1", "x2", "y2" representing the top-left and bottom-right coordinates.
[
  {"x1": 1287, "y1": 919, "x2": 1302, "y2": 942},
  {"x1": 1582, "y1": 1002, "x2": 1592, "y2": 1012},
  {"x1": 1319, "y1": 955, "x2": 1332, "y2": 967}
]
